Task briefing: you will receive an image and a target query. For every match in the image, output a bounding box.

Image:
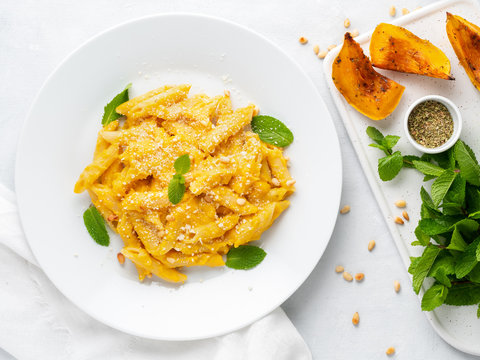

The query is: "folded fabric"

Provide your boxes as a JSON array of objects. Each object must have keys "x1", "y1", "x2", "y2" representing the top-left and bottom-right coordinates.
[{"x1": 0, "y1": 183, "x2": 311, "y2": 360}]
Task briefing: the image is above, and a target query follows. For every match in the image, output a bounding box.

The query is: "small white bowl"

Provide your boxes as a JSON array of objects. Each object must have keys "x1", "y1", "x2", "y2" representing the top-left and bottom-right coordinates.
[{"x1": 404, "y1": 95, "x2": 462, "y2": 154}]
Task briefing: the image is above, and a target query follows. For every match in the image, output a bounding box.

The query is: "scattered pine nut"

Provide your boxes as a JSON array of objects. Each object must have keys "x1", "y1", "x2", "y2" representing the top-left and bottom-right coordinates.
[
  {"x1": 236, "y1": 198, "x2": 246, "y2": 206},
  {"x1": 355, "y1": 273, "x2": 365, "y2": 282},
  {"x1": 117, "y1": 252, "x2": 125, "y2": 265},
  {"x1": 166, "y1": 214, "x2": 175, "y2": 222},
  {"x1": 271, "y1": 177, "x2": 281, "y2": 187},
  {"x1": 395, "y1": 216, "x2": 404, "y2": 225},
  {"x1": 220, "y1": 156, "x2": 231, "y2": 164},
  {"x1": 224, "y1": 89, "x2": 230, "y2": 97},
  {"x1": 386, "y1": 347, "x2": 395, "y2": 356},
  {"x1": 395, "y1": 200, "x2": 406, "y2": 208},
  {"x1": 286, "y1": 179, "x2": 296, "y2": 187},
  {"x1": 343, "y1": 271, "x2": 353, "y2": 282},
  {"x1": 313, "y1": 44, "x2": 320, "y2": 55},
  {"x1": 394, "y1": 280, "x2": 401, "y2": 293},
  {"x1": 415, "y1": 6, "x2": 422, "y2": 10},
  {"x1": 344, "y1": 18, "x2": 351, "y2": 28},
  {"x1": 368, "y1": 240, "x2": 376, "y2": 251},
  {"x1": 402, "y1": 8, "x2": 409, "y2": 15},
  {"x1": 352, "y1": 312, "x2": 360, "y2": 325},
  {"x1": 351, "y1": 29, "x2": 359, "y2": 37},
  {"x1": 107, "y1": 214, "x2": 118, "y2": 221},
  {"x1": 253, "y1": 106, "x2": 260, "y2": 117},
  {"x1": 327, "y1": 44, "x2": 337, "y2": 51},
  {"x1": 299, "y1": 36, "x2": 308, "y2": 44},
  {"x1": 389, "y1": 5, "x2": 396, "y2": 16},
  {"x1": 318, "y1": 51, "x2": 328, "y2": 59},
  {"x1": 402, "y1": 210, "x2": 409, "y2": 221},
  {"x1": 335, "y1": 265, "x2": 344, "y2": 273},
  {"x1": 340, "y1": 205, "x2": 351, "y2": 214}
]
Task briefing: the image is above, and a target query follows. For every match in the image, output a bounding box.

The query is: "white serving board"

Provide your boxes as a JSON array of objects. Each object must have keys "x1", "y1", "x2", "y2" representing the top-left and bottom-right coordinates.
[{"x1": 324, "y1": 0, "x2": 480, "y2": 356}]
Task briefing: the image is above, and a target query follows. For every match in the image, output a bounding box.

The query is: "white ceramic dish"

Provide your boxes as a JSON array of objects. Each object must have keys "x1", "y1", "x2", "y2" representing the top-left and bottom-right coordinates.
[
  {"x1": 404, "y1": 95, "x2": 462, "y2": 154},
  {"x1": 324, "y1": 0, "x2": 480, "y2": 355},
  {"x1": 15, "y1": 14, "x2": 342, "y2": 340}
]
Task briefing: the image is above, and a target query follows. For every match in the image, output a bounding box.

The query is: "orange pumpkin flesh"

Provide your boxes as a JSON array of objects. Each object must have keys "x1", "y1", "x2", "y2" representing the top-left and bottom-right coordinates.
[
  {"x1": 332, "y1": 33, "x2": 405, "y2": 121},
  {"x1": 446, "y1": 13, "x2": 480, "y2": 91},
  {"x1": 370, "y1": 23, "x2": 453, "y2": 80}
]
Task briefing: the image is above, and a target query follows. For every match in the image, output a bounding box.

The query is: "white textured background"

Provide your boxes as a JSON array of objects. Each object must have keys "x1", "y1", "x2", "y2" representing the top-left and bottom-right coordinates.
[{"x1": 1, "y1": 0, "x2": 479, "y2": 359}]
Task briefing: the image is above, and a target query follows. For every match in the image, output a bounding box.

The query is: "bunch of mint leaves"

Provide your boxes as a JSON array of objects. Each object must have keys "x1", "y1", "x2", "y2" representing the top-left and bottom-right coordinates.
[{"x1": 367, "y1": 126, "x2": 480, "y2": 316}]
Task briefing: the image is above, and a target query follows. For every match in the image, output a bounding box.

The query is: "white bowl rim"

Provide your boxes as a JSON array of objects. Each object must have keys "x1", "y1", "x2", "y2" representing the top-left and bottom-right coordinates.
[{"x1": 403, "y1": 94, "x2": 462, "y2": 154}]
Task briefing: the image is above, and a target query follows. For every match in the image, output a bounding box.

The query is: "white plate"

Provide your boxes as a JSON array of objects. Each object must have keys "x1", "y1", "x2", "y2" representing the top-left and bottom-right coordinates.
[
  {"x1": 324, "y1": 0, "x2": 480, "y2": 355},
  {"x1": 15, "y1": 14, "x2": 342, "y2": 340}
]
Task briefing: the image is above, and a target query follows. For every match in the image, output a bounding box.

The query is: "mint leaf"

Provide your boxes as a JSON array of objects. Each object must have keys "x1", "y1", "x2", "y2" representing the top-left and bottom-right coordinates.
[
  {"x1": 403, "y1": 155, "x2": 421, "y2": 168},
  {"x1": 251, "y1": 115, "x2": 293, "y2": 147},
  {"x1": 83, "y1": 206, "x2": 110, "y2": 246},
  {"x1": 443, "y1": 175, "x2": 466, "y2": 206},
  {"x1": 102, "y1": 83, "x2": 131, "y2": 126},
  {"x1": 174, "y1": 154, "x2": 191, "y2": 175},
  {"x1": 378, "y1": 151, "x2": 403, "y2": 181},
  {"x1": 478, "y1": 304, "x2": 480, "y2": 318},
  {"x1": 466, "y1": 185, "x2": 480, "y2": 213},
  {"x1": 469, "y1": 211, "x2": 480, "y2": 220},
  {"x1": 412, "y1": 160, "x2": 445, "y2": 177},
  {"x1": 445, "y1": 283, "x2": 480, "y2": 306},
  {"x1": 421, "y1": 284, "x2": 448, "y2": 311},
  {"x1": 408, "y1": 256, "x2": 421, "y2": 275},
  {"x1": 418, "y1": 216, "x2": 459, "y2": 236},
  {"x1": 366, "y1": 126, "x2": 384, "y2": 144},
  {"x1": 455, "y1": 140, "x2": 480, "y2": 186},
  {"x1": 477, "y1": 241, "x2": 480, "y2": 261},
  {"x1": 369, "y1": 143, "x2": 388, "y2": 153},
  {"x1": 415, "y1": 225, "x2": 431, "y2": 246},
  {"x1": 226, "y1": 245, "x2": 267, "y2": 270},
  {"x1": 168, "y1": 177, "x2": 185, "y2": 205},
  {"x1": 468, "y1": 264, "x2": 480, "y2": 282},
  {"x1": 413, "y1": 245, "x2": 441, "y2": 294},
  {"x1": 383, "y1": 135, "x2": 400, "y2": 149},
  {"x1": 431, "y1": 149, "x2": 455, "y2": 169},
  {"x1": 447, "y1": 227, "x2": 468, "y2": 251},
  {"x1": 431, "y1": 170, "x2": 457, "y2": 207},
  {"x1": 455, "y1": 237, "x2": 480, "y2": 278}
]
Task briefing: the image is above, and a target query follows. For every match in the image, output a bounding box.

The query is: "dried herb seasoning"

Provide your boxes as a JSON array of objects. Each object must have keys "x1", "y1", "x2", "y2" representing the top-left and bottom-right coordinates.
[{"x1": 408, "y1": 100, "x2": 454, "y2": 148}]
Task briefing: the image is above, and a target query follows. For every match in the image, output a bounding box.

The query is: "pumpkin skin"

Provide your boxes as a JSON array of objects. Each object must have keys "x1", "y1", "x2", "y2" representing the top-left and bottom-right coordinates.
[
  {"x1": 446, "y1": 13, "x2": 480, "y2": 91},
  {"x1": 370, "y1": 23, "x2": 453, "y2": 80},
  {"x1": 332, "y1": 33, "x2": 405, "y2": 121}
]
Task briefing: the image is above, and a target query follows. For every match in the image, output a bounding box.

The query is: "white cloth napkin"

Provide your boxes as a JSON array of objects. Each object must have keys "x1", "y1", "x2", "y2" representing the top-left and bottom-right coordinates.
[{"x1": 0, "y1": 183, "x2": 311, "y2": 360}]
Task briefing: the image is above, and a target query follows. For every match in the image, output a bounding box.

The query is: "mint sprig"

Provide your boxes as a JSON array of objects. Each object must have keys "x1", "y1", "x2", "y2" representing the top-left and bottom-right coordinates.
[
  {"x1": 368, "y1": 126, "x2": 480, "y2": 317},
  {"x1": 83, "y1": 206, "x2": 110, "y2": 246},
  {"x1": 251, "y1": 115, "x2": 293, "y2": 147},
  {"x1": 225, "y1": 245, "x2": 267, "y2": 270},
  {"x1": 168, "y1": 154, "x2": 190, "y2": 205},
  {"x1": 102, "y1": 83, "x2": 131, "y2": 126}
]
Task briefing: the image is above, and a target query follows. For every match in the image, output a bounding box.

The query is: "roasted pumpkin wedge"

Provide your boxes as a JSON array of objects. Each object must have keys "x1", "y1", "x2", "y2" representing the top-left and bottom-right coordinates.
[
  {"x1": 446, "y1": 13, "x2": 480, "y2": 91},
  {"x1": 332, "y1": 33, "x2": 405, "y2": 121},
  {"x1": 370, "y1": 23, "x2": 453, "y2": 80}
]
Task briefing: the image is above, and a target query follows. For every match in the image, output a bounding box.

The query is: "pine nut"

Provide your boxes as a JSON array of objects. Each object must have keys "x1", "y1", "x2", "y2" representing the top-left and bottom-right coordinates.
[
  {"x1": 117, "y1": 252, "x2": 125, "y2": 264},
  {"x1": 299, "y1": 36, "x2": 308, "y2": 44},
  {"x1": 395, "y1": 200, "x2": 406, "y2": 208},
  {"x1": 313, "y1": 44, "x2": 320, "y2": 55},
  {"x1": 352, "y1": 312, "x2": 360, "y2": 325},
  {"x1": 389, "y1": 5, "x2": 396, "y2": 16},
  {"x1": 386, "y1": 347, "x2": 395, "y2": 355},
  {"x1": 351, "y1": 29, "x2": 359, "y2": 37},
  {"x1": 220, "y1": 156, "x2": 230, "y2": 164},
  {"x1": 253, "y1": 106, "x2": 260, "y2": 117},
  {"x1": 402, "y1": 8, "x2": 409, "y2": 15},
  {"x1": 286, "y1": 179, "x2": 296, "y2": 187},
  {"x1": 343, "y1": 271, "x2": 353, "y2": 282},
  {"x1": 166, "y1": 214, "x2": 175, "y2": 222},
  {"x1": 107, "y1": 214, "x2": 118, "y2": 221},
  {"x1": 395, "y1": 216, "x2": 404, "y2": 225},
  {"x1": 318, "y1": 51, "x2": 328, "y2": 59},
  {"x1": 224, "y1": 89, "x2": 230, "y2": 97},
  {"x1": 368, "y1": 240, "x2": 376, "y2": 251},
  {"x1": 335, "y1": 265, "x2": 344, "y2": 273},
  {"x1": 204, "y1": 194, "x2": 213, "y2": 203},
  {"x1": 236, "y1": 198, "x2": 246, "y2": 206},
  {"x1": 271, "y1": 177, "x2": 281, "y2": 187},
  {"x1": 355, "y1": 273, "x2": 365, "y2": 281},
  {"x1": 340, "y1": 205, "x2": 351, "y2": 214},
  {"x1": 327, "y1": 44, "x2": 337, "y2": 51},
  {"x1": 402, "y1": 210, "x2": 409, "y2": 221},
  {"x1": 394, "y1": 280, "x2": 401, "y2": 293},
  {"x1": 344, "y1": 18, "x2": 351, "y2": 28}
]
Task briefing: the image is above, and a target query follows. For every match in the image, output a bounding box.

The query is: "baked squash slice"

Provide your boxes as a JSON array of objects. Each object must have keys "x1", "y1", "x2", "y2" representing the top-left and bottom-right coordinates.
[
  {"x1": 446, "y1": 13, "x2": 480, "y2": 91},
  {"x1": 332, "y1": 33, "x2": 405, "y2": 120},
  {"x1": 370, "y1": 23, "x2": 453, "y2": 80}
]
